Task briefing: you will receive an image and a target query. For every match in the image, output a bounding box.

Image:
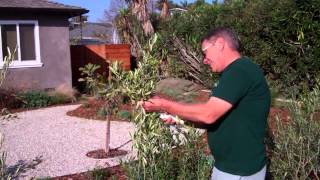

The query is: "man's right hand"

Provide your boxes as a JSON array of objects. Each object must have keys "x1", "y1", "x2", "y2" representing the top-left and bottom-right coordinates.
[{"x1": 139, "y1": 96, "x2": 167, "y2": 112}]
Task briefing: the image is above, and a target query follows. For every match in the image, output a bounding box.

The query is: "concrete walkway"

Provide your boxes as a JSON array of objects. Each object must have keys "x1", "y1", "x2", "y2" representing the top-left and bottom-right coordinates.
[{"x1": 0, "y1": 104, "x2": 135, "y2": 179}]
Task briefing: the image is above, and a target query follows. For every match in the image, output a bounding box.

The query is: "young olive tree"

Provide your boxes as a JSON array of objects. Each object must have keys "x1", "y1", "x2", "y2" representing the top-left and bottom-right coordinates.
[
  {"x1": 0, "y1": 48, "x2": 20, "y2": 179},
  {"x1": 105, "y1": 34, "x2": 212, "y2": 179},
  {"x1": 0, "y1": 48, "x2": 14, "y2": 87}
]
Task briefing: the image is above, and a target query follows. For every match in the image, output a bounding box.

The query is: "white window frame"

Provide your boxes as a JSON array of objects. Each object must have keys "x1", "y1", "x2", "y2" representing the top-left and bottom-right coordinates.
[{"x1": 0, "y1": 20, "x2": 42, "y2": 69}]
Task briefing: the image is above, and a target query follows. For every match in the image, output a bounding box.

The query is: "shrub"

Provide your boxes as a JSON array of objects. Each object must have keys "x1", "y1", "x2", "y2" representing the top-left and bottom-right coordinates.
[
  {"x1": 79, "y1": 63, "x2": 107, "y2": 96},
  {"x1": 174, "y1": 128, "x2": 213, "y2": 179},
  {"x1": 49, "y1": 83, "x2": 78, "y2": 103},
  {"x1": 0, "y1": 89, "x2": 23, "y2": 109},
  {"x1": 116, "y1": 110, "x2": 131, "y2": 120},
  {"x1": 89, "y1": 166, "x2": 110, "y2": 180},
  {"x1": 19, "y1": 91, "x2": 53, "y2": 108},
  {"x1": 96, "y1": 107, "x2": 108, "y2": 118},
  {"x1": 82, "y1": 102, "x2": 90, "y2": 109},
  {"x1": 0, "y1": 133, "x2": 20, "y2": 179},
  {"x1": 269, "y1": 81, "x2": 320, "y2": 179},
  {"x1": 155, "y1": 0, "x2": 320, "y2": 97},
  {"x1": 49, "y1": 93, "x2": 72, "y2": 105}
]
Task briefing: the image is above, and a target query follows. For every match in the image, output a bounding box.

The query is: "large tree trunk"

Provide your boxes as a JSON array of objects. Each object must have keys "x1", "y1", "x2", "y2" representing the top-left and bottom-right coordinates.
[
  {"x1": 132, "y1": 0, "x2": 154, "y2": 36},
  {"x1": 116, "y1": 13, "x2": 142, "y2": 57},
  {"x1": 160, "y1": 0, "x2": 170, "y2": 20}
]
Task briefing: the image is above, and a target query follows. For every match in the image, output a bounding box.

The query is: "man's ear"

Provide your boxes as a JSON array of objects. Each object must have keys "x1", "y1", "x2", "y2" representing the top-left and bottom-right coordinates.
[{"x1": 215, "y1": 37, "x2": 225, "y2": 50}]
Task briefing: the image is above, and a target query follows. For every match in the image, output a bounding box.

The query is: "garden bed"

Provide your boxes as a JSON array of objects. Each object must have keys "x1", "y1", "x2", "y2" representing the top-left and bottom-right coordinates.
[
  {"x1": 66, "y1": 99, "x2": 132, "y2": 121},
  {"x1": 53, "y1": 165, "x2": 126, "y2": 180}
]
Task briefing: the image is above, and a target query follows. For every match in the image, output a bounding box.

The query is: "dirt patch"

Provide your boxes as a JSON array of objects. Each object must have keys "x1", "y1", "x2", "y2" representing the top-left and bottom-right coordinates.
[
  {"x1": 66, "y1": 99, "x2": 132, "y2": 122},
  {"x1": 86, "y1": 149, "x2": 128, "y2": 159},
  {"x1": 52, "y1": 165, "x2": 127, "y2": 180},
  {"x1": 67, "y1": 99, "x2": 106, "y2": 120}
]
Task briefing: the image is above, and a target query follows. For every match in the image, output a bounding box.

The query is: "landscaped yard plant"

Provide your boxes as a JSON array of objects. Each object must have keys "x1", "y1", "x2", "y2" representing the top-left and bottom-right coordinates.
[
  {"x1": 117, "y1": 0, "x2": 320, "y2": 97},
  {"x1": 79, "y1": 63, "x2": 107, "y2": 96},
  {"x1": 17, "y1": 90, "x2": 74, "y2": 109},
  {"x1": 0, "y1": 49, "x2": 20, "y2": 179},
  {"x1": 269, "y1": 79, "x2": 320, "y2": 179},
  {"x1": 105, "y1": 34, "x2": 212, "y2": 179},
  {"x1": 0, "y1": 48, "x2": 15, "y2": 87}
]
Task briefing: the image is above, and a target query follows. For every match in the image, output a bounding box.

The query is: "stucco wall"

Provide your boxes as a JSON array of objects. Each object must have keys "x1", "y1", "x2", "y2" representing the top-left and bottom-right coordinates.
[{"x1": 0, "y1": 13, "x2": 72, "y2": 90}]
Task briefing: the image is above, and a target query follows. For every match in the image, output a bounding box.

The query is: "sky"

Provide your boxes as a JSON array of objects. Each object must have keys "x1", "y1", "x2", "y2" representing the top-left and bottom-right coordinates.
[{"x1": 54, "y1": 0, "x2": 218, "y2": 22}]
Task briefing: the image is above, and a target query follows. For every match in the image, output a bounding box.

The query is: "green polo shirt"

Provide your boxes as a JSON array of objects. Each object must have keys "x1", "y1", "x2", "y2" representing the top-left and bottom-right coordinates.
[{"x1": 208, "y1": 57, "x2": 270, "y2": 176}]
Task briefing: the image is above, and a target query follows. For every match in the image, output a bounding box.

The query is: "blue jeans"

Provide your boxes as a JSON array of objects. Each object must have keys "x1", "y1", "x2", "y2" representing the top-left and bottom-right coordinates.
[{"x1": 211, "y1": 165, "x2": 266, "y2": 180}]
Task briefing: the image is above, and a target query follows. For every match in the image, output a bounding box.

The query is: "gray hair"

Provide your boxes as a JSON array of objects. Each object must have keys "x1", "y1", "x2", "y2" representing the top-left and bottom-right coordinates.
[{"x1": 201, "y1": 27, "x2": 241, "y2": 52}]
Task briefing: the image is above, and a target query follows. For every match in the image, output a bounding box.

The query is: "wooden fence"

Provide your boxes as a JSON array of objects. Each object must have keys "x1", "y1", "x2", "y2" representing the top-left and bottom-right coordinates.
[{"x1": 70, "y1": 44, "x2": 131, "y2": 90}]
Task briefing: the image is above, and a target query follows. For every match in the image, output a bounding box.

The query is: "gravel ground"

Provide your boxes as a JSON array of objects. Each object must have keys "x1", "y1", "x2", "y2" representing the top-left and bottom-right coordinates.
[{"x1": 0, "y1": 104, "x2": 135, "y2": 179}]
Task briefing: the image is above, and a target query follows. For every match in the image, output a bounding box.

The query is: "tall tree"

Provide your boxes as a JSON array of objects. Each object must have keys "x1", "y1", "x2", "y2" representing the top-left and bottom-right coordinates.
[
  {"x1": 159, "y1": 0, "x2": 170, "y2": 20},
  {"x1": 103, "y1": 0, "x2": 127, "y2": 23},
  {"x1": 125, "y1": 0, "x2": 154, "y2": 36}
]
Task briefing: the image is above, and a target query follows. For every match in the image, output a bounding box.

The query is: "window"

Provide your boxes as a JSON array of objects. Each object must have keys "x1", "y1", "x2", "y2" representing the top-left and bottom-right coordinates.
[{"x1": 0, "y1": 20, "x2": 42, "y2": 68}]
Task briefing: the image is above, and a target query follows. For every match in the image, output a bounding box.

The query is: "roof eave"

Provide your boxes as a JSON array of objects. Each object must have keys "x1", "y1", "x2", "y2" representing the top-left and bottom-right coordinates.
[{"x1": 0, "y1": 7, "x2": 89, "y2": 17}]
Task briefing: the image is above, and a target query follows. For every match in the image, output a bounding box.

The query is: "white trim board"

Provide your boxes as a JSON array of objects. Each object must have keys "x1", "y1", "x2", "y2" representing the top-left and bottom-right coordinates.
[{"x1": 0, "y1": 20, "x2": 42, "y2": 69}]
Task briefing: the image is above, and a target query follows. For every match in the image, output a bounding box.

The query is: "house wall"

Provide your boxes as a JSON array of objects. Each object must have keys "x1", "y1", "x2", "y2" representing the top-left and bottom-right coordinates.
[{"x1": 0, "y1": 13, "x2": 72, "y2": 90}]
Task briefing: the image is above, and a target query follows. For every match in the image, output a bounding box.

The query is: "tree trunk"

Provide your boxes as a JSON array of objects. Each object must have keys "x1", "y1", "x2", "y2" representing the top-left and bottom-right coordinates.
[
  {"x1": 105, "y1": 114, "x2": 111, "y2": 154},
  {"x1": 160, "y1": 0, "x2": 170, "y2": 20},
  {"x1": 132, "y1": 0, "x2": 154, "y2": 36}
]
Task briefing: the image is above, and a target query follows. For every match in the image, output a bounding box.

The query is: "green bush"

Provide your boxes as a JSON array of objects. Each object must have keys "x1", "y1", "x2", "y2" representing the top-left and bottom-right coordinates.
[
  {"x1": 116, "y1": 110, "x2": 131, "y2": 120},
  {"x1": 19, "y1": 91, "x2": 53, "y2": 108},
  {"x1": 174, "y1": 129, "x2": 213, "y2": 179},
  {"x1": 50, "y1": 93, "x2": 73, "y2": 105},
  {"x1": 96, "y1": 107, "x2": 108, "y2": 118},
  {"x1": 78, "y1": 63, "x2": 107, "y2": 96},
  {"x1": 18, "y1": 90, "x2": 73, "y2": 109},
  {"x1": 89, "y1": 166, "x2": 110, "y2": 180},
  {"x1": 0, "y1": 89, "x2": 23, "y2": 109},
  {"x1": 154, "y1": 0, "x2": 320, "y2": 97},
  {"x1": 268, "y1": 81, "x2": 320, "y2": 179},
  {"x1": 0, "y1": 134, "x2": 20, "y2": 179}
]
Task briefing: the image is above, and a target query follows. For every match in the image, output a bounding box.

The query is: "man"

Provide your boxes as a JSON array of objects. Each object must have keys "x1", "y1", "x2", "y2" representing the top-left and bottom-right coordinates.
[{"x1": 141, "y1": 27, "x2": 270, "y2": 180}]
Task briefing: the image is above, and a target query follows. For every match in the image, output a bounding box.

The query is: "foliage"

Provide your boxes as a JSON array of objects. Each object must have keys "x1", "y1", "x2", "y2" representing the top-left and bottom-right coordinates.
[
  {"x1": 0, "y1": 134, "x2": 20, "y2": 180},
  {"x1": 105, "y1": 34, "x2": 212, "y2": 179},
  {"x1": 151, "y1": 0, "x2": 320, "y2": 96},
  {"x1": 18, "y1": 90, "x2": 72, "y2": 109},
  {"x1": 49, "y1": 93, "x2": 72, "y2": 105},
  {"x1": 82, "y1": 102, "x2": 90, "y2": 109},
  {"x1": 116, "y1": 110, "x2": 131, "y2": 120},
  {"x1": 173, "y1": 127, "x2": 213, "y2": 179},
  {"x1": 96, "y1": 107, "x2": 108, "y2": 118},
  {"x1": 268, "y1": 80, "x2": 320, "y2": 179},
  {"x1": 78, "y1": 63, "x2": 107, "y2": 96},
  {"x1": 19, "y1": 91, "x2": 52, "y2": 108},
  {"x1": 116, "y1": 0, "x2": 320, "y2": 96},
  {"x1": 0, "y1": 49, "x2": 20, "y2": 180},
  {"x1": 89, "y1": 166, "x2": 111, "y2": 180},
  {"x1": 0, "y1": 89, "x2": 23, "y2": 110},
  {"x1": 0, "y1": 48, "x2": 15, "y2": 87}
]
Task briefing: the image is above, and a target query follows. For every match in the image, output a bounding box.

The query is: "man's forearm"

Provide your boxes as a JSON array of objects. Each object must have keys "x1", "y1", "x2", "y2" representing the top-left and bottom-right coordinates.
[{"x1": 162, "y1": 100, "x2": 217, "y2": 124}]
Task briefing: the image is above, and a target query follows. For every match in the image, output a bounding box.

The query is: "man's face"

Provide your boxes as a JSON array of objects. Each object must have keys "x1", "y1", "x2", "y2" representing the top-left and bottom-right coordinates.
[{"x1": 201, "y1": 39, "x2": 223, "y2": 73}]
